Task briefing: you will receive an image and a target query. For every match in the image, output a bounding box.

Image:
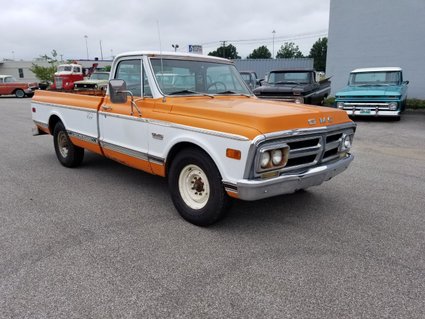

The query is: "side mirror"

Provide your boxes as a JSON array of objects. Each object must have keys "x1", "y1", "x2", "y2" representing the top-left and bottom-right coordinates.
[
  {"x1": 404, "y1": 80, "x2": 409, "y2": 85},
  {"x1": 109, "y1": 79, "x2": 128, "y2": 103}
]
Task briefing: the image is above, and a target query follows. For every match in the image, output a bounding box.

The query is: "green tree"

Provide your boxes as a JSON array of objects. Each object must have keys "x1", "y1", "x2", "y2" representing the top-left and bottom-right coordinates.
[
  {"x1": 208, "y1": 44, "x2": 240, "y2": 59},
  {"x1": 30, "y1": 50, "x2": 59, "y2": 83},
  {"x1": 247, "y1": 45, "x2": 272, "y2": 59},
  {"x1": 276, "y1": 42, "x2": 304, "y2": 58},
  {"x1": 308, "y1": 37, "x2": 327, "y2": 71}
]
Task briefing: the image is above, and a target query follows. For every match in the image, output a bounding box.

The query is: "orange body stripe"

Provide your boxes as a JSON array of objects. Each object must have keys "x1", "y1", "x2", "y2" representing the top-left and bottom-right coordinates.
[{"x1": 69, "y1": 137, "x2": 103, "y2": 155}]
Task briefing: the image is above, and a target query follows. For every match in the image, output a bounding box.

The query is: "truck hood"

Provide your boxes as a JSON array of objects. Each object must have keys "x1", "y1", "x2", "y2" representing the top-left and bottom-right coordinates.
[
  {"x1": 253, "y1": 83, "x2": 312, "y2": 95},
  {"x1": 336, "y1": 85, "x2": 402, "y2": 97},
  {"x1": 165, "y1": 96, "x2": 350, "y2": 139}
]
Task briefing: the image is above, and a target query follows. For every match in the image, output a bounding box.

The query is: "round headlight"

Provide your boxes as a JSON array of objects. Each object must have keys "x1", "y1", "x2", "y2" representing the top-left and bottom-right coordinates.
[
  {"x1": 343, "y1": 135, "x2": 352, "y2": 149},
  {"x1": 337, "y1": 102, "x2": 345, "y2": 109},
  {"x1": 260, "y1": 151, "x2": 271, "y2": 168},
  {"x1": 271, "y1": 149, "x2": 283, "y2": 165},
  {"x1": 388, "y1": 102, "x2": 398, "y2": 111},
  {"x1": 294, "y1": 97, "x2": 303, "y2": 104}
]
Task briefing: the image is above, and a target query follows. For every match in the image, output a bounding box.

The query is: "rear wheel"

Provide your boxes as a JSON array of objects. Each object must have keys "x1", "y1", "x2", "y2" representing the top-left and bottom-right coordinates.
[
  {"x1": 53, "y1": 122, "x2": 84, "y2": 167},
  {"x1": 168, "y1": 148, "x2": 231, "y2": 226},
  {"x1": 15, "y1": 89, "x2": 25, "y2": 98}
]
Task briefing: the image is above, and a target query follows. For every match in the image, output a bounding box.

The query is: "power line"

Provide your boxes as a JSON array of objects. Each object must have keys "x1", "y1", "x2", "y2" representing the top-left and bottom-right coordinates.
[{"x1": 201, "y1": 31, "x2": 328, "y2": 47}]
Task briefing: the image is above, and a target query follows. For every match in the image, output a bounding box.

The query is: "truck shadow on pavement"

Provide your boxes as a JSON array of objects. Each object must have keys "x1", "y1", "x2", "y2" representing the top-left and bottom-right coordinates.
[{"x1": 79, "y1": 151, "x2": 331, "y2": 228}]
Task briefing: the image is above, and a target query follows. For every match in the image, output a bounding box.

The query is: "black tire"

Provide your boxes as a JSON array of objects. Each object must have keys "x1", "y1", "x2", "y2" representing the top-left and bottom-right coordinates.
[
  {"x1": 53, "y1": 122, "x2": 84, "y2": 167},
  {"x1": 168, "y1": 148, "x2": 231, "y2": 226},
  {"x1": 15, "y1": 89, "x2": 25, "y2": 98}
]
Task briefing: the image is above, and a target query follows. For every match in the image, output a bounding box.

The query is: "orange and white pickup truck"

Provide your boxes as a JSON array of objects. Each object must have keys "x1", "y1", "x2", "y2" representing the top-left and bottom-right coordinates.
[{"x1": 31, "y1": 51, "x2": 356, "y2": 226}]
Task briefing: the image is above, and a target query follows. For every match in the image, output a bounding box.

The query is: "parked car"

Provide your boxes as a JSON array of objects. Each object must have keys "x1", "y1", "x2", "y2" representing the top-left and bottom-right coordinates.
[
  {"x1": 253, "y1": 69, "x2": 331, "y2": 105},
  {"x1": 74, "y1": 72, "x2": 110, "y2": 94},
  {"x1": 240, "y1": 71, "x2": 260, "y2": 90},
  {"x1": 0, "y1": 75, "x2": 38, "y2": 98},
  {"x1": 335, "y1": 67, "x2": 408, "y2": 119}
]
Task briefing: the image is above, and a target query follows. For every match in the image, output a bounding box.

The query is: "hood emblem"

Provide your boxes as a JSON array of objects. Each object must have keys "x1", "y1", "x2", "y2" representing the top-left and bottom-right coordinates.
[{"x1": 308, "y1": 117, "x2": 333, "y2": 125}]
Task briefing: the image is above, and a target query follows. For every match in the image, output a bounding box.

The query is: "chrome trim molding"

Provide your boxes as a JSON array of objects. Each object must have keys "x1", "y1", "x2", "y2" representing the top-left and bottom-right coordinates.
[
  {"x1": 98, "y1": 112, "x2": 249, "y2": 141},
  {"x1": 32, "y1": 101, "x2": 97, "y2": 113},
  {"x1": 148, "y1": 119, "x2": 250, "y2": 141},
  {"x1": 100, "y1": 141, "x2": 165, "y2": 165},
  {"x1": 33, "y1": 120, "x2": 49, "y2": 129},
  {"x1": 100, "y1": 141, "x2": 149, "y2": 161},
  {"x1": 67, "y1": 131, "x2": 98, "y2": 144},
  {"x1": 252, "y1": 122, "x2": 356, "y2": 146}
]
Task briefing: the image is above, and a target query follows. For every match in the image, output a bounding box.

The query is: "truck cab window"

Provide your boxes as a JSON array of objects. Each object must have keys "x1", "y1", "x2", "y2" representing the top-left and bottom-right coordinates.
[{"x1": 115, "y1": 59, "x2": 141, "y2": 97}]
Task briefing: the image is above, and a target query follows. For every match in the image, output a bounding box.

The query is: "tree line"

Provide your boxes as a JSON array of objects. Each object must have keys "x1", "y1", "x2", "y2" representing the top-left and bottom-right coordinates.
[{"x1": 208, "y1": 37, "x2": 328, "y2": 71}]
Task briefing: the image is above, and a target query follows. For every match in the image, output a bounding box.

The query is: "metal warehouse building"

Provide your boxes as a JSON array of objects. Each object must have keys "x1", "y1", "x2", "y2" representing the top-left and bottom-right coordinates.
[{"x1": 326, "y1": 0, "x2": 425, "y2": 98}]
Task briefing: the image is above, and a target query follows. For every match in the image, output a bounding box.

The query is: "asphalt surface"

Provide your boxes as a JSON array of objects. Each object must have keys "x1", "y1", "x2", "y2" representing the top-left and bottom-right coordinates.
[{"x1": 0, "y1": 96, "x2": 424, "y2": 319}]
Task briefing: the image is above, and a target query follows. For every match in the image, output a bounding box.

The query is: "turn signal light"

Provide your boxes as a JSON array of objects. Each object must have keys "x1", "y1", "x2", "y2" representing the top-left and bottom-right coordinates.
[{"x1": 226, "y1": 148, "x2": 241, "y2": 160}]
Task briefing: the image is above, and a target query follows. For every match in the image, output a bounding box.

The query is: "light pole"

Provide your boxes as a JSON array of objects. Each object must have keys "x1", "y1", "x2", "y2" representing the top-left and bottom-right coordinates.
[
  {"x1": 172, "y1": 44, "x2": 179, "y2": 52},
  {"x1": 84, "y1": 35, "x2": 89, "y2": 60},
  {"x1": 272, "y1": 30, "x2": 276, "y2": 59}
]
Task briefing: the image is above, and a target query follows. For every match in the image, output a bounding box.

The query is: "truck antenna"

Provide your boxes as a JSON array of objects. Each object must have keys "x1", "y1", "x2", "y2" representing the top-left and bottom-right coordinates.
[{"x1": 156, "y1": 20, "x2": 166, "y2": 102}]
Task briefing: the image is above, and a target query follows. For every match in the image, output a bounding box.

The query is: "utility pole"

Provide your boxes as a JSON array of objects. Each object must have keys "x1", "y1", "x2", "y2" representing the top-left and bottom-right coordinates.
[
  {"x1": 99, "y1": 40, "x2": 104, "y2": 60},
  {"x1": 220, "y1": 41, "x2": 227, "y2": 58},
  {"x1": 272, "y1": 30, "x2": 276, "y2": 59},
  {"x1": 84, "y1": 35, "x2": 89, "y2": 60}
]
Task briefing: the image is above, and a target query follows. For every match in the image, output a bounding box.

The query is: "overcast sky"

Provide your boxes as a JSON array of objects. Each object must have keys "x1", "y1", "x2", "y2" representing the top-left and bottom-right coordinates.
[{"x1": 0, "y1": 0, "x2": 330, "y2": 61}]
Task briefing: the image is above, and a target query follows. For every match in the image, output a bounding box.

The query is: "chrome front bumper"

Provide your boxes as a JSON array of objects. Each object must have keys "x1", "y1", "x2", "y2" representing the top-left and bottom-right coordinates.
[
  {"x1": 345, "y1": 109, "x2": 400, "y2": 117},
  {"x1": 230, "y1": 154, "x2": 353, "y2": 201}
]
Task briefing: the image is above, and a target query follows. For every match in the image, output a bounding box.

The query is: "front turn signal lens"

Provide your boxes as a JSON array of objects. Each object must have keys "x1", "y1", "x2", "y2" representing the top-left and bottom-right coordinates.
[{"x1": 226, "y1": 148, "x2": 241, "y2": 160}]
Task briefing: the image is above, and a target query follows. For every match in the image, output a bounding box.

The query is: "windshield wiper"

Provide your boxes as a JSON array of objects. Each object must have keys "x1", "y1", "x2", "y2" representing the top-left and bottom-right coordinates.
[
  {"x1": 216, "y1": 90, "x2": 251, "y2": 97},
  {"x1": 168, "y1": 90, "x2": 214, "y2": 98},
  {"x1": 275, "y1": 81, "x2": 302, "y2": 85}
]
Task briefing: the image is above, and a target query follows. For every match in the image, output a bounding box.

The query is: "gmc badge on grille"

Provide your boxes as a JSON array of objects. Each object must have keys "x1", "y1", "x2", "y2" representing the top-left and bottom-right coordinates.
[{"x1": 308, "y1": 117, "x2": 333, "y2": 125}]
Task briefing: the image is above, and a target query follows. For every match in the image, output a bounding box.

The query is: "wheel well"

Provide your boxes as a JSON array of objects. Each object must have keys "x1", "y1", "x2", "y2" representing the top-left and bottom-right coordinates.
[
  {"x1": 165, "y1": 142, "x2": 212, "y2": 177},
  {"x1": 48, "y1": 115, "x2": 62, "y2": 134}
]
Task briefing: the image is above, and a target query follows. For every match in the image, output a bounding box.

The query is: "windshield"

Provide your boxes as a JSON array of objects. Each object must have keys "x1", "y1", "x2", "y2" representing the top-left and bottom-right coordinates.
[
  {"x1": 57, "y1": 65, "x2": 73, "y2": 72},
  {"x1": 90, "y1": 73, "x2": 109, "y2": 80},
  {"x1": 150, "y1": 58, "x2": 251, "y2": 95},
  {"x1": 268, "y1": 71, "x2": 311, "y2": 84},
  {"x1": 349, "y1": 71, "x2": 401, "y2": 86}
]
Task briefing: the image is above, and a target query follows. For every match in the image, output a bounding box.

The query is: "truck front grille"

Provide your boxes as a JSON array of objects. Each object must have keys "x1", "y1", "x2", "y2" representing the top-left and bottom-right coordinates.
[{"x1": 254, "y1": 126, "x2": 355, "y2": 177}]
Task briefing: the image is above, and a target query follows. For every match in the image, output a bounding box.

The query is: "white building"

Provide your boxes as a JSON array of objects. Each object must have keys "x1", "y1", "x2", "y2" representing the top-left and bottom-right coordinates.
[
  {"x1": 326, "y1": 0, "x2": 425, "y2": 98},
  {"x1": 0, "y1": 60, "x2": 112, "y2": 82}
]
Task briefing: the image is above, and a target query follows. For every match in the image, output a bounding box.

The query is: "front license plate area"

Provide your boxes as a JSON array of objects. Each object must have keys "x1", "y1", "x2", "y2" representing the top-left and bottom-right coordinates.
[{"x1": 360, "y1": 109, "x2": 371, "y2": 114}]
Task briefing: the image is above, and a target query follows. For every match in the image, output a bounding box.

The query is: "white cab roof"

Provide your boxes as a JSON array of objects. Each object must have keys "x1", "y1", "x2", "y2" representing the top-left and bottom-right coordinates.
[
  {"x1": 351, "y1": 67, "x2": 402, "y2": 73},
  {"x1": 114, "y1": 51, "x2": 230, "y2": 63}
]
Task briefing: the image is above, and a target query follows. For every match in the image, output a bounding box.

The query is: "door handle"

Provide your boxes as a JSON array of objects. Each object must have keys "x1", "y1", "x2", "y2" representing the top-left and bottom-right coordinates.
[{"x1": 102, "y1": 105, "x2": 112, "y2": 111}]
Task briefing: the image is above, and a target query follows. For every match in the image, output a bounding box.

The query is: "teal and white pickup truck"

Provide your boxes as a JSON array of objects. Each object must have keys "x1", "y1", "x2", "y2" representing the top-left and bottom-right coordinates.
[{"x1": 335, "y1": 67, "x2": 409, "y2": 119}]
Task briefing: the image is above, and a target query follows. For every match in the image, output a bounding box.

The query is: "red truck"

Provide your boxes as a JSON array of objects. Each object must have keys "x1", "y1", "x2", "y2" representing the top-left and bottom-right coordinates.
[
  {"x1": 49, "y1": 62, "x2": 100, "y2": 91},
  {"x1": 49, "y1": 63, "x2": 84, "y2": 91}
]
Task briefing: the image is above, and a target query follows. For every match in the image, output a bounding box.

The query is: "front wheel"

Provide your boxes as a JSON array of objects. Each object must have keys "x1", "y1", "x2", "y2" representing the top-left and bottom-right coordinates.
[
  {"x1": 53, "y1": 122, "x2": 84, "y2": 167},
  {"x1": 15, "y1": 89, "x2": 25, "y2": 98},
  {"x1": 168, "y1": 148, "x2": 231, "y2": 226}
]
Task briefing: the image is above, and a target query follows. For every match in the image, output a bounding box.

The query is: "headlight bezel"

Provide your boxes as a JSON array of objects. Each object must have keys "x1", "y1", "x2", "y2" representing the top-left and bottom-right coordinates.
[
  {"x1": 256, "y1": 143, "x2": 290, "y2": 173},
  {"x1": 336, "y1": 102, "x2": 345, "y2": 109},
  {"x1": 388, "y1": 101, "x2": 398, "y2": 110}
]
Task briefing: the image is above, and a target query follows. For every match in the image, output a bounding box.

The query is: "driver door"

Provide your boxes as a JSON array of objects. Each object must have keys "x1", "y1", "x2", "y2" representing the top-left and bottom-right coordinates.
[{"x1": 98, "y1": 58, "x2": 152, "y2": 173}]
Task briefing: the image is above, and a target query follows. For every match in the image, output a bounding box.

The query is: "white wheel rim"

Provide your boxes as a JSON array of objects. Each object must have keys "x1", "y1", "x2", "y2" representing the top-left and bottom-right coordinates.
[
  {"x1": 178, "y1": 164, "x2": 210, "y2": 210},
  {"x1": 57, "y1": 131, "x2": 69, "y2": 158}
]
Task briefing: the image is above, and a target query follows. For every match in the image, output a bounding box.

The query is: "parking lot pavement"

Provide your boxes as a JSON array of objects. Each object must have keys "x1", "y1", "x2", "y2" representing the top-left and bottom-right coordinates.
[{"x1": 0, "y1": 97, "x2": 424, "y2": 318}]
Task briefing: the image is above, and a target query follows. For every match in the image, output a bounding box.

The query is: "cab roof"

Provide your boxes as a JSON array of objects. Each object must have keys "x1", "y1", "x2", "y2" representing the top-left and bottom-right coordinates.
[
  {"x1": 351, "y1": 67, "x2": 402, "y2": 73},
  {"x1": 114, "y1": 51, "x2": 230, "y2": 63}
]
